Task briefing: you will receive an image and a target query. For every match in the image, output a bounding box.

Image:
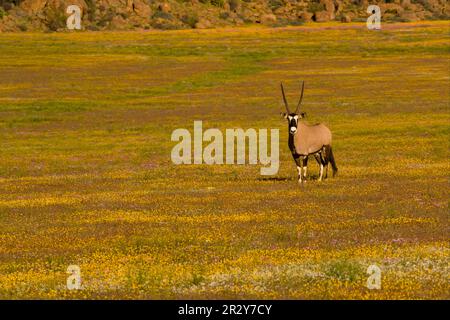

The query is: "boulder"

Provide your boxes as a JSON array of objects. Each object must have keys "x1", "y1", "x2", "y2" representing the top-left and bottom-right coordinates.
[
  {"x1": 273, "y1": 7, "x2": 286, "y2": 15},
  {"x1": 228, "y1": 0, "x2": 241, "y2": 12},
  {"x1": 110, "y1": 15, "x2": 128, "y2": 30},
  {"x1": 133, "y1": 0, "x2": 151, "y2": 18},
  {"x1": 20, "y1": 0, "x2": 88, "y2": 15},
  {"x1": 314, "y1": 10, "x2": 332, "y2": 22},
  {"x1": 195, "y1": 18, "x2": 212, "y2": 29},
  {"x1": 299, "y1": 11, "x2": 313, "y2": 22},
  {"x1": 260, "y1": 13, "x2": 277, "y2": 24},
  {"x1": 19, "y1": 0, "x2": 48, "y2": 14},
  {"x1": 341, "y1": 14, "x2": 351, "y2": 23},
  {"x1": 335, "y1": 1, "x2": 345, "y2": 15},
  {"x1": 158, "y1": 2, "x2": 171, "y2": 13},
  {"x1": 401, "y1": 0, "x2": 411, "y2": 6},
  {"x1": 318, "y1": 0, "x2": 335, "y2": 20},
  {"x1": 400, "y1": 11, "x2": 419, "y2": 21},
  {"x1": 380, "y1": 3, "x2": 405, "y2": 15},
  {"x1": 425, "y1": 0, "x2": 441, "y2": 12},
  {"x1": 320, "y1": 0, "x2": 335, "y2": 14}
]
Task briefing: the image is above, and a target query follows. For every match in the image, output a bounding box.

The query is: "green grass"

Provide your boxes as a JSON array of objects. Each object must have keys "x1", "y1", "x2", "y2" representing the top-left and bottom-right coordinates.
[{"x1": 0, "y1": 22, "x2": 448, "y2": 299}]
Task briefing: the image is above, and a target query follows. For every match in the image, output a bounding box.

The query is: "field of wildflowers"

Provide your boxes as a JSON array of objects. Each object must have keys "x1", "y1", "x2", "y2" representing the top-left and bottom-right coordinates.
[{"x1": 0, "y1": 21, "x2": 448, "y2": 299}]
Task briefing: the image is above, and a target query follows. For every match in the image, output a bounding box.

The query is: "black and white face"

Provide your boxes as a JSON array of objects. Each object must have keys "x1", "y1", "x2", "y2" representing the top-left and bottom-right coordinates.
[
  {"x1": 282, "y1": 112, "x2": 305, "y2": 135},
  {"x1": 287, "y1": 114, "x2": 299, "y2": 134}
]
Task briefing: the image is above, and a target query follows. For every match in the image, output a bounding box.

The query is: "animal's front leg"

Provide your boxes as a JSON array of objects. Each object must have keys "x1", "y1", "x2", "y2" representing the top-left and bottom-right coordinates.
[
  {"x1": 294, "y1": 155, "x2": 303, "y2": 184},
  {"x1": 302, "y1": 157, "x2": 308, "y2": 182},
  {"x1": 297, "y1": 165, "x2": 302, "y2": 184}
]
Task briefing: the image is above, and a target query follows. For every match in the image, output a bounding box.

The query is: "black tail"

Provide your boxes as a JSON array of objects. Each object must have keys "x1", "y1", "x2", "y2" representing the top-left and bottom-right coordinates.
[{"x1": 327, "y1": 145, "x2": 338, "y2": 177}]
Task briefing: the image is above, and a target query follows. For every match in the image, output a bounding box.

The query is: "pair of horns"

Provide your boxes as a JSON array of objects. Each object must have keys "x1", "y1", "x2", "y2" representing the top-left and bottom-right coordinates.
[{"x1": 280, "y1": 81, "x2": 305, "y2": 114}]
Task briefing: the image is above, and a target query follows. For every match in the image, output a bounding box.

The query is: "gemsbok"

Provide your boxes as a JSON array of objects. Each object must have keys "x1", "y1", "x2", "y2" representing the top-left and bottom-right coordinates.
[{"x1": 280, "y1": 81, "x2": 337, "y2": 184}]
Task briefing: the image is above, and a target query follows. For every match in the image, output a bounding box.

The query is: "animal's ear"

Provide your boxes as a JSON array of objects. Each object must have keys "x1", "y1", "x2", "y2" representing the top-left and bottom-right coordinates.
[
  {"x1": 280, "y1": 112, "x2": 287, "y2": 119},
  {"x1": 300, "y1": 112, "x2": 307, "y2": 118}
]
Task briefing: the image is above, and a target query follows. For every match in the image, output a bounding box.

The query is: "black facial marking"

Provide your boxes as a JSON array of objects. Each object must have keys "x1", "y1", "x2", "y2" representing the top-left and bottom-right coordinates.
[{"x1": 287, "y1": 113, "x2": 298, "y2": 134}]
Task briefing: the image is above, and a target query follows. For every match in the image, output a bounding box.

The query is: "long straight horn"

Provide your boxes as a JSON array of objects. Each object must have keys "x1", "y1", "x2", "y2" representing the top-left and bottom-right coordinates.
[
  {"x1": 295, "y1": 81, "x2": 305, "y2": 114},
  {"x1": 280, "y1": 82, "x2": 290, "y2": 113}
]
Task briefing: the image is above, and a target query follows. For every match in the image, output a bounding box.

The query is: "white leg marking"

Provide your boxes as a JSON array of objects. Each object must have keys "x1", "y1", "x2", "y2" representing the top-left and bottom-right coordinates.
[
  {"x1": 318, "y1": 164, "x2": 324, "y2": 181},
  {"x1": 297, "y1": 166, "x2": 302, "y2": 183}
]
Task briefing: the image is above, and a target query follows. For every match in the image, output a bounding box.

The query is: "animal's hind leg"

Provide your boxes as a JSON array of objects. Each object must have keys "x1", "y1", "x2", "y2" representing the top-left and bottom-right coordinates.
[
  {"x1": 322, "y1": 146, "x2": 330, "y2": 179},
  {"x1": 321, "y1": 151, "x2": 328, "y2": 180},
  {"x1": 315, "y1": 153, "x2": 324, "y2": 181}
]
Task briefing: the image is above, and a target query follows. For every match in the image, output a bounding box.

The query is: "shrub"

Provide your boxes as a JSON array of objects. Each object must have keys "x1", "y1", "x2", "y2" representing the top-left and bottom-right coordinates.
[
  {"x1": 228, "y1": 0, "x2": 240, "y2": 11},
  {"x1": 211, "y1": 0, "x2": 225, "y2": 7},
  {"x1": 18, "y1": 23, "x2": 27, "y2": 31},
  {"x1": 269, "y1": 0, "x2": 284, "y2": 11},
  {"x1": 97, "y1": 8, "x2": 115, "y2": 27},
  {"x1": 151, "y1": 22, "x2": 182, "y2": 30},
  {"x1": 84, "y1": 0, "x2": 96, "y2": 22},
  {"x1": 308, "y1": 1, "x2": 325, "y2": 13},
  {"x1": 199, "y1": 0, "x2": 225, "y2": 6},
  {"x1": 324, "y1": 260, "x2": 364, "y2": 282},
  {"x1": 153, "y1": 11, "x2": 174, "y2": 20},
  {"x1": 181, "y1": 13, "x2": 199, "y2": 28},
  {"x1": 44, "y1": 5, "x2": 66, "y2": 31},
  {"x1": 273, "y1": 18, "x2": 304, "y2": 28},
  {"x1": 219, "y1": 11, "x2": 230, "y2": 20}
]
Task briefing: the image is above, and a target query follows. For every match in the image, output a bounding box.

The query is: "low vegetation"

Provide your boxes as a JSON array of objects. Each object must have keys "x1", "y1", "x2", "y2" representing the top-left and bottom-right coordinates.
[{"x1": 0, "y1": 21, "x2": 448, "y2": 299}]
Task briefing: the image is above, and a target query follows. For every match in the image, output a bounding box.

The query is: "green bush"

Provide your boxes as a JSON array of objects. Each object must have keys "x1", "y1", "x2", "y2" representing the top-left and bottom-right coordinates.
[
  {"x1": 199, "y1": 0, "x2": 225, "y2": 7},
  {"x1": 324, "y1": 260, "x2": 364, "y2": 282},
  {"x1": 181, "y1": 13, "x2": 199, "y2": 28},
  {"x1": 228, "y1": 0, "x2": 240, "y2": 11},
  {"x1": 269, "y1": 0, "x2": 284, "y2": 11},
  {"x1": 153, "y1": 11, "x2": 174, "y2": 20},
  {"x1": 151, "y1": 21, "x2": 182, "y2": 30},
  {"x1": 0, "y1": 7, "x2": 6, "y2": 19},
  {"x1": 85, "y1": 0, "x2": 96, "y2": 22},
  {"x1": 219, "y1": 11, "x2": 230, "y2": 20},
  {"x1": 44, "y1": 5, "x2": 66, "y2": 31},
  {"x1": 1, "y1": 1, "x2": 23, "y2": 10},
  {"x1": 308, "y1": 1, "x2": 325, "y2": 13},
  {"x1": 211, "y1": 0, "x2": 225, "y2": 7},
  {"x1": 18, "y1": 23, "x2": 27, "y2": 31},
  {"x1": 273, "y1": 18, "x2": 304, "y2": 28},
  {"x1": 97, "y1": 8, "x2": 115, "y2": 27}
]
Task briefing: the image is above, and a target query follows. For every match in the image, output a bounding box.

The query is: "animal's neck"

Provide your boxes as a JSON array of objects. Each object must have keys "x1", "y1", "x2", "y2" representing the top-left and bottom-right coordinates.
[
  {"x1": 288, "y1": 132, "x2": 296, "y2": 154},
  {"x1": 288, "y1": 122, "x2": 306, "y2": 155}
]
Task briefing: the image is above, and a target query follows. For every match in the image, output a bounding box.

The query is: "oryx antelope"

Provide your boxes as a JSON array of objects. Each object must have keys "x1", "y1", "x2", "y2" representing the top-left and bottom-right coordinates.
[{"x1": 280, "y1": 81, "x2": 337, "y2": 184}]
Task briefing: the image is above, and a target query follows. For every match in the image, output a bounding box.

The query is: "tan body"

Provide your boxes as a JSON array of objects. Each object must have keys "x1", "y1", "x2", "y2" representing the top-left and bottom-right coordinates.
[{"x1": 293, "y1": 122, "x2": 332, "y2": 156}]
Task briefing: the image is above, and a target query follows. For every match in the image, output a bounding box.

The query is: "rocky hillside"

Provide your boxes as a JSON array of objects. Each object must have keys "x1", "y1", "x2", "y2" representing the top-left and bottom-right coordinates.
[{"x1": 0, "y1": 0, "x2": 449, "y2": 31}]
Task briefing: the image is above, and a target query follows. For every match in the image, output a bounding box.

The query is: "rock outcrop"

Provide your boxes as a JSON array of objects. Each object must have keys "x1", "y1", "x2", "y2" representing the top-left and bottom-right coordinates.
[{"x1": 0, "y1": 0, "x2": 449, "y2": 31}]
